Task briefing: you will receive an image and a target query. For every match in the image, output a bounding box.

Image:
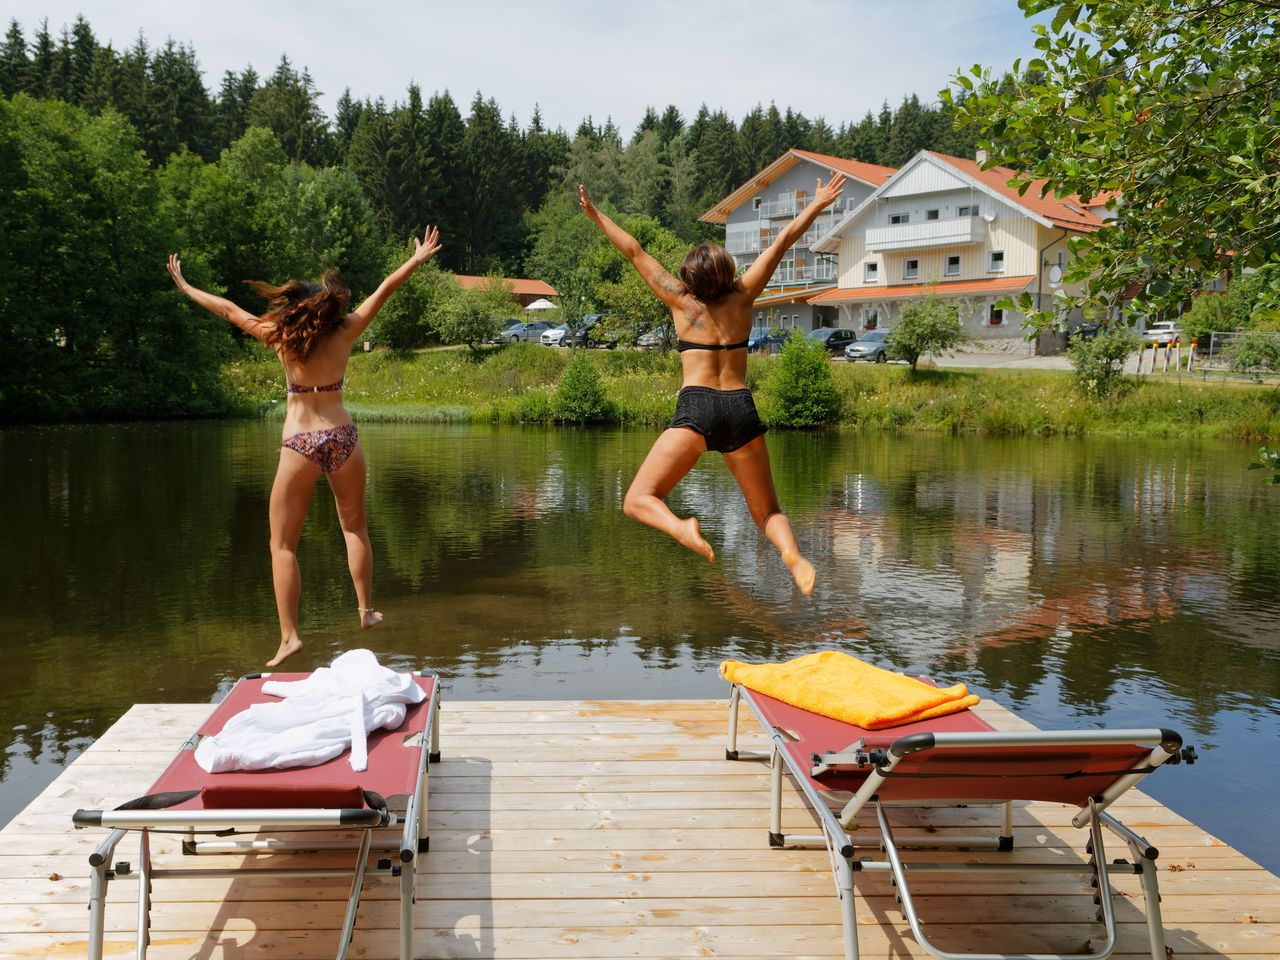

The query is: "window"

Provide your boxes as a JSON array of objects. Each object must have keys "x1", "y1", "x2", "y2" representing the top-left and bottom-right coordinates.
[
  {"x1": 958, "y1": 204, "x2": 980, "y2": 217},
  {"x1": 752, "y1": 196, "x2": 762, "y2": 210},
  {"x1": 945, "y1": 255, "x2": 961, "y2": 276},
  {"x1": 864, "y1": 310, "x2": 878, "y2": 331},
  {"x1": 989, "y1": 306, "x2": 1004, "y2": 326},
  {"x1": 890, "y1": 213, "x2": 910, "y2": 225},
  {"x1": 904, "y1": 258, "x2": 920, "y2": 280},
  {"x1": 864, "y1": 261, "x2": 878, "y2": 282},
  {"x1": 989, "y1": 250, "x2": 1005, "y2": 272},
  {"x1": 926, "y1": 209, "x2": 940, "y2": 220}
]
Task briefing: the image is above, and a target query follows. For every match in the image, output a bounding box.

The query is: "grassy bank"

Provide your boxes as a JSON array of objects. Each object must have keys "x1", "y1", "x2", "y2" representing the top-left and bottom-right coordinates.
[{"x1": 222, "y1": 343, "x2": 1280, "y2": 439}]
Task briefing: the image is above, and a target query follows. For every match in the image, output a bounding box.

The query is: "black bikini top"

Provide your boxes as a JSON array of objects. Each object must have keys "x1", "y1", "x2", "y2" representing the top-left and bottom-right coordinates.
[
  {"x1": 286, "y1": 378, "x2": 344, "y2": 394},
  {"x1": 677, "y1": 339, "x2": 749, "y2": 353}
]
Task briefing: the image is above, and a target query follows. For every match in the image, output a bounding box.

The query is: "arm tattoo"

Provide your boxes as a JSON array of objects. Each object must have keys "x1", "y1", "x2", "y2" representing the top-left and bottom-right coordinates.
[{"x1": 651, "y1": 270, "x2": 683, "y2": 298}]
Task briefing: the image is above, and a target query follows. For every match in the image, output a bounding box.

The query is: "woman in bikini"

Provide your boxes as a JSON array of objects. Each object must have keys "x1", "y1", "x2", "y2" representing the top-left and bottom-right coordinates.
[
  {"x1": 579, "y1": 177, "x2": 845, "y2": 595},
  {"x1": 166, "y1": 227, "x2": 442, "y2": 665}
]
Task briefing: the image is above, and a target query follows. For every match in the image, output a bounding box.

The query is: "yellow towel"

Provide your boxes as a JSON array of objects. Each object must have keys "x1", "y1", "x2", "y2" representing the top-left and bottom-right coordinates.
[{"x1": 720, "y1": 651, "x2": 979, "y2": 730}]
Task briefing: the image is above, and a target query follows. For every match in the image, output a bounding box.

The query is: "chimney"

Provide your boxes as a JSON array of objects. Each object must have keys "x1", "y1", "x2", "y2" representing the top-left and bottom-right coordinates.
[{"x1": 975, "y1": 147, "x2": 989, "y2": 166}]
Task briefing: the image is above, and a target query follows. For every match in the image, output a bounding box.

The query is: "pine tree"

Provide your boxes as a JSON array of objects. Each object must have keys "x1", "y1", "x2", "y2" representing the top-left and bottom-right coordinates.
[
  {"x1": 386, "y1": 82, "x2": 436, "y2": 235},
  {"x1": 333, "y1": 87, "x2": 360, "y2": 158},
  {"x1": 30, "y1": 19, "x2": 55, "y2": 99},
  {"x1": 347, "y1": 99, "x2": 396, "y2": 233},
  {"x1": 248, "y1": 55, "x2": 332, "y2": 166},
  {"x1": 656, "y1": 105, "x2": 683, "y2": 145},
  {"x1": 67, "y1": 15, "x2": 96, "y2": 105},
  {"x1": 633, "y1": 105, "x2": 659, "y2": 141},
  {"x1": 81, "y1": 43, "x2": 119, "y2": 114},
  {"x1": 213, "y1": 66, "x2": 257, "y2": 150},
  {"x1": 422, "y1": 91, "x2": 466, "y2": 269},
  {"x1": 147, "y1": 40, "x2": 214, "y2": 161},
  {"x1": 0, "y1": 21, "x2": 31, "y2": 97},
  {"x1": 458, "y1": 92, "x2": 522, "y2": 271}
]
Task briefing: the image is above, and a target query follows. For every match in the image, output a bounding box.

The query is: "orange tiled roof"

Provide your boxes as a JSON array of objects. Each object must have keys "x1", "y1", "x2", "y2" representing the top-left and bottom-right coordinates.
[
  {"x1": 455, "y1": 275, "x2": 558, "y2": 297},
  {"x1": 928, "y1": 152, "x2": 1105, "y2": 233},
  {"x1": 791, "y1": 149, "x2": 896, "y2": 187},
  {"x1": 809, "y1": 276, "x2": 1036, "y2": 304}
]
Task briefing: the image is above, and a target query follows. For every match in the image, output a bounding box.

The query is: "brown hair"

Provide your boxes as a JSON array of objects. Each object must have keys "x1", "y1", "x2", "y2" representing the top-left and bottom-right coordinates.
[
  {"x1": 679, "y1": 243, "x2": 737, "y2": 303},
  {"x1": 246, "y1": 269, "x2": 351, "y2": 361}
]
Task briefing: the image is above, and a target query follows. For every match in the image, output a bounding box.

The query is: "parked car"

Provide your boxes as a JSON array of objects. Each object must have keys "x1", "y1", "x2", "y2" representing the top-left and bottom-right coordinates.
[
  {"x1": 747, "y1": 326, "x2": 788, "y2": 354},
  {"x1": 498, "y1": 321, "x2": 553, "y2": 343},
  {"x1": 541, "y1": 315, "x2": 618, "y2": 348},
  {"x1": 844, "y1": 329, "x2": 891, "y2": 363},
  {"x1": 1144, "y1": 321, "x2": 1184, "y2": 346},
  {"x1": 637, "y1": 324, "x2": 675, "y2": 350},
  {"x1": 806, "y1": 327, "x2": 858, "y2": 356},
  {"x1": 498, "y1": 317, "x2": 521, "y2": 330}
]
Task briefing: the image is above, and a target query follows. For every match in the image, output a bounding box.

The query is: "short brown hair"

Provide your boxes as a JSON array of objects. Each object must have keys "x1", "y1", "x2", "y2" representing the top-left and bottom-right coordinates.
[
  {"x1": 247, "y1": 269, "x2": 351, "y2": 360},
  {"x1": 679, "y1": 243, "x2": 737, "y2": 303}
]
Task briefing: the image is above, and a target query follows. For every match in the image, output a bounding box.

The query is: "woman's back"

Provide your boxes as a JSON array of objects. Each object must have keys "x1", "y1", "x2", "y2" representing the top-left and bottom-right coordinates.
[{"x1": 672, "y1": 284, "x2": 754, "y2": 390}]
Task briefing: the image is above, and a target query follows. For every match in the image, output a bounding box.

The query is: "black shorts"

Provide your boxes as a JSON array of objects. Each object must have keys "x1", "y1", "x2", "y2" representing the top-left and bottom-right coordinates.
[{"x1": 669, "y1": 387, "x2": 767, "y2": 453}]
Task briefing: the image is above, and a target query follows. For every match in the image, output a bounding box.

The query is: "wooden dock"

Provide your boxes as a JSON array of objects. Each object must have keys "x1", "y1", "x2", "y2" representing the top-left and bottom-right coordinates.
[{"x1": 1, "y1": 698, "x2": 1277, "y2": 958}]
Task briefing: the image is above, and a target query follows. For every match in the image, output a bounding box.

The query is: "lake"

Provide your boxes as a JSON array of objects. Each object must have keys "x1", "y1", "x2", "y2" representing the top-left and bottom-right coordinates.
[{"x1": 3, "y1": 421, "x2": 1278, "y2": 872}]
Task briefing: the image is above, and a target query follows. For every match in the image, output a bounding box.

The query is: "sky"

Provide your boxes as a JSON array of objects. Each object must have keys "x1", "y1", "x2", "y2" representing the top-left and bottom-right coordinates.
[{"x1": 21, "y1": 1, "x2": 1045, "y2": 134}]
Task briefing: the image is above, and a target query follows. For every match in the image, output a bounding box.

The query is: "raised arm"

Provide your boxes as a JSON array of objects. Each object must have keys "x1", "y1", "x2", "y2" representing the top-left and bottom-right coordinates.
[
  {"x1": 740, "y1": 174, "x2": 846, "y2": 300},
  {"x1": 167, "y1": 254, "x2": 272, "y2": 341},
  {"x1": 579, "y1": 185, "x2": 684, "y2": 308},
  {"x1": 345, "y1": 226, "x2": 442, "y2": 339}
]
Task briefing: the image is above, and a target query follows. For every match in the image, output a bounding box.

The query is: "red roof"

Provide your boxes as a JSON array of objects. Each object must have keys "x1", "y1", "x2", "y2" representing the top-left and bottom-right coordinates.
[
  {"x1": 928, "y1": 152, "x2": 1105, "y2": 233},
  {"x1": 791, "y1": 149, "x2": 896, "y2": 187},
  {"x1": 454, "y1": 275, "x2": 558, "y2": 297},
  {"x1": 809, "y1": 276, "x2": 1036, "y2": 304}
]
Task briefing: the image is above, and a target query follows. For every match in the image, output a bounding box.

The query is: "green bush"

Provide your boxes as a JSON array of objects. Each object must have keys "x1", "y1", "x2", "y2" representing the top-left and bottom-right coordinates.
[
  {"x1": 760, "y1": 331, "x2": 842, "y2": 427},
  {"x1": 1067, "y1": 328, "x2": 1139, "y2": 399},
  {"x1": 551, "y1": 350, "x2": 611, "y2": 423},
  {"x1": 1227, "y1": 332, "x2": 1280, "y2": 380}
]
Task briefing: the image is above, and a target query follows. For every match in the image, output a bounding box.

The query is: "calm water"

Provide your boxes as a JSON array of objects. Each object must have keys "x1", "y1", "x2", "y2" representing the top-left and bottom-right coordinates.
[{"x1": 3, "y1": 422, "x2": 1278, "y2": 871}]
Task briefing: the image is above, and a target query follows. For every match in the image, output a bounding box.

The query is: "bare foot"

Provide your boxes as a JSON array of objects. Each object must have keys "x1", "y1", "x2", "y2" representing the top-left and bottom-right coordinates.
[
  {"x1": 676, "y1": 517, "x2": 716, "y2": 563},
  {"x1": 267, "y1": 636, "x2": 302, "y2": 667},
  {"x1": 782, "y1": 549, "x2": 816, "y2": 596},
  {"x1": 360, "y1": 608, "x2": 384, "y2": 629}
]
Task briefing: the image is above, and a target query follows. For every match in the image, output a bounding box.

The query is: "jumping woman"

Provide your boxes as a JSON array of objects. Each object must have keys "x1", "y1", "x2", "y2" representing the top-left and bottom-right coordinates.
[
  {"x1": 166, "y1": 227, "x2": 442, "y2": 665},
  {"x1": 579, "y1": 177, "x2": 845, "y2": 595}
]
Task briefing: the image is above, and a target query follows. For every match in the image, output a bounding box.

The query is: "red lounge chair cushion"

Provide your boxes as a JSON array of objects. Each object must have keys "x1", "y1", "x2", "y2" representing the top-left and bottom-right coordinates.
[{"x1": 199, "y1": 783, "x2": 366, "y2": 809}]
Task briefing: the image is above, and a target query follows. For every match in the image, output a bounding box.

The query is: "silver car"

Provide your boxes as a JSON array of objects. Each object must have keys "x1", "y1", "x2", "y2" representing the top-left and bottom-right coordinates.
[
  {"x1": 844, "y1": 329, "x2": 890, "y2": 363},
  {"x1": 501, "y1": 321, "x2": 553, "y2": 343}
]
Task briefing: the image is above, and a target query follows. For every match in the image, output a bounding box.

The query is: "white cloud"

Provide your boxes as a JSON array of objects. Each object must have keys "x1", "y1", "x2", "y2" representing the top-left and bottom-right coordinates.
[{"x1": 22, "y1": 1, "x2": 1042, "y2": 135}]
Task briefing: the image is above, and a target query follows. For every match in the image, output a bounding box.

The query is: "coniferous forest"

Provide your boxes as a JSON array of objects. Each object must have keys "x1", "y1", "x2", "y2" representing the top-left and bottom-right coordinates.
[{"x1": 0, "y1": 15, "x2": 979, "y2": 421}]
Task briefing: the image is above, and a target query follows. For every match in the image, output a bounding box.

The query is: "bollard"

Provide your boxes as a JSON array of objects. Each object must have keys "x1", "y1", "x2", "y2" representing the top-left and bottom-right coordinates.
[
  {"x1": 1188, "y1": 338, "x2": 1197, "y2": 373},
  {"x1": 1137, "y1": 342, "x2": 1148, "y2": 374}
]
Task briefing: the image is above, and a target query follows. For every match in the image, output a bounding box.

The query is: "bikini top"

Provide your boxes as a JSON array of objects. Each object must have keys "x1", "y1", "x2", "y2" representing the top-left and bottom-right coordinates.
[
  {"x1": 676, "y1": 339, "x2": 749, "y2": 353},
  {"x1": 286, "y1": 378, "x2": 344, "y2": 394}
]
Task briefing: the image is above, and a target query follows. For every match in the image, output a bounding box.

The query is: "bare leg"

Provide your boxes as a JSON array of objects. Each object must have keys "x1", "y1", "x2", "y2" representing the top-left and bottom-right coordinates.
[
  {"x1": 267, "y1": 450, "x2": 321, "y2": 666},
  {"x1": 623, "y1": 428, "x2": 716, "y2": 562},
  {"x1": 327, "y1": 441, "x2": 381, "y2": 628},
  {"x1": 722, "y1": 436, "x2": 816, "y2": 595}
]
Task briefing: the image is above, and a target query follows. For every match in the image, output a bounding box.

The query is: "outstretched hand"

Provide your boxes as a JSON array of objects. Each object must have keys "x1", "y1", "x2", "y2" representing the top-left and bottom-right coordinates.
[
  {"x1": 166, "y1": 253, "x2": 190, "y2": 292},
  {"x1": 578, "y1": 184, "x2": 600, "y2": 222},
  {"x1": 814, "y1": 173, "x2": 846, "y2": 209},
  {"x1": 412, "y1": 225, "x2": 442, "y2": 265}
]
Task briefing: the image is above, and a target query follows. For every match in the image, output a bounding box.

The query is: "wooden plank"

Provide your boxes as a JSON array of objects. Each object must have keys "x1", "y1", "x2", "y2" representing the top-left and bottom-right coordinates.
[{"x1": 0, "y1": 698, "x2": 1275, "y2": 960}]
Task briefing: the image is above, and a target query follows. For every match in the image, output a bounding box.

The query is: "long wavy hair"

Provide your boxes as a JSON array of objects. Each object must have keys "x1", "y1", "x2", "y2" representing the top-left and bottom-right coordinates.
[{"x1": 246, "y1": 269, "x2": 351, "y2": 361}]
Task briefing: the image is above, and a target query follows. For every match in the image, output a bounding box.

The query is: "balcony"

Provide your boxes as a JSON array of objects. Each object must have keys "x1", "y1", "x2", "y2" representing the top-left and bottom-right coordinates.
[{"x1": 865, "y1": 216, "x2": 984, "y2": 252}]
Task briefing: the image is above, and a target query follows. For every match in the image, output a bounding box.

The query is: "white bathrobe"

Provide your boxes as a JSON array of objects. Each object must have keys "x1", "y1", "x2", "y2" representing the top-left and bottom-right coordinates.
[{"x1": 194, "y1": 649, "x2": 427, "y2": 774}]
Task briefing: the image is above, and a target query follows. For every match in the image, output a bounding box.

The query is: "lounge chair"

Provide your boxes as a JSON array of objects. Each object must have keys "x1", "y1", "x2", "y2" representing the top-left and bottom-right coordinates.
[
  {"x1": 72, "y1": 669, "x2": 441, "y2": 960},
  {"x1": 726, "y1": 680, "x2": 1196, "y2": 960}
]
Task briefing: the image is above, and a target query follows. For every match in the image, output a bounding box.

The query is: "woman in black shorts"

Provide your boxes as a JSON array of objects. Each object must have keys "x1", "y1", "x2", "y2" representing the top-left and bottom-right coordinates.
[{"x1": 578, "y1": 176, "x2": 845, "y2": 595}]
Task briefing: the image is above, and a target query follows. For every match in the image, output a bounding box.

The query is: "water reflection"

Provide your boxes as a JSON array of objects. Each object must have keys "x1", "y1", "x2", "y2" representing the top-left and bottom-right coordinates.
[{"x1": 2, "y1": 423, "x2": 1278, "y2": 871}]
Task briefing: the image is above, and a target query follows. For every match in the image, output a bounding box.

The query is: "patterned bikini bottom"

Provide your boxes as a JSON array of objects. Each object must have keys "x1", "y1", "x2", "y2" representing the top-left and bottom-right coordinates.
[{"x1": 281, "y1": 424, "x2": 359, "y2": 473}]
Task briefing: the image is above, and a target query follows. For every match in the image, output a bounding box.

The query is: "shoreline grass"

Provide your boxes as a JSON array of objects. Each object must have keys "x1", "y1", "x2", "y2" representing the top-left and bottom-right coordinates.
[{"x1": 222, "y1": 343, "x2": 1280, "y2": 440}]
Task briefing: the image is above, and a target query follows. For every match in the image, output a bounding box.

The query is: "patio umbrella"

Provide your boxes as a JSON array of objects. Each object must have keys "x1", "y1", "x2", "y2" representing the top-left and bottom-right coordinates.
[{"x1": 525, "y1": 298, "x2": 557, "y2": 311}]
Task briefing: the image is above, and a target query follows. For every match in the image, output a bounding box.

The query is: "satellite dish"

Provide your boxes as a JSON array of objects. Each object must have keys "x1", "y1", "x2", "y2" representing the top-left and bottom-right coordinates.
[
  {"x1": 1048, "y1": 265, "x2": 1064, "y2": 286},
  {"x1": 982, "y1": 213, "x2": 995, "y2": 223}
]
